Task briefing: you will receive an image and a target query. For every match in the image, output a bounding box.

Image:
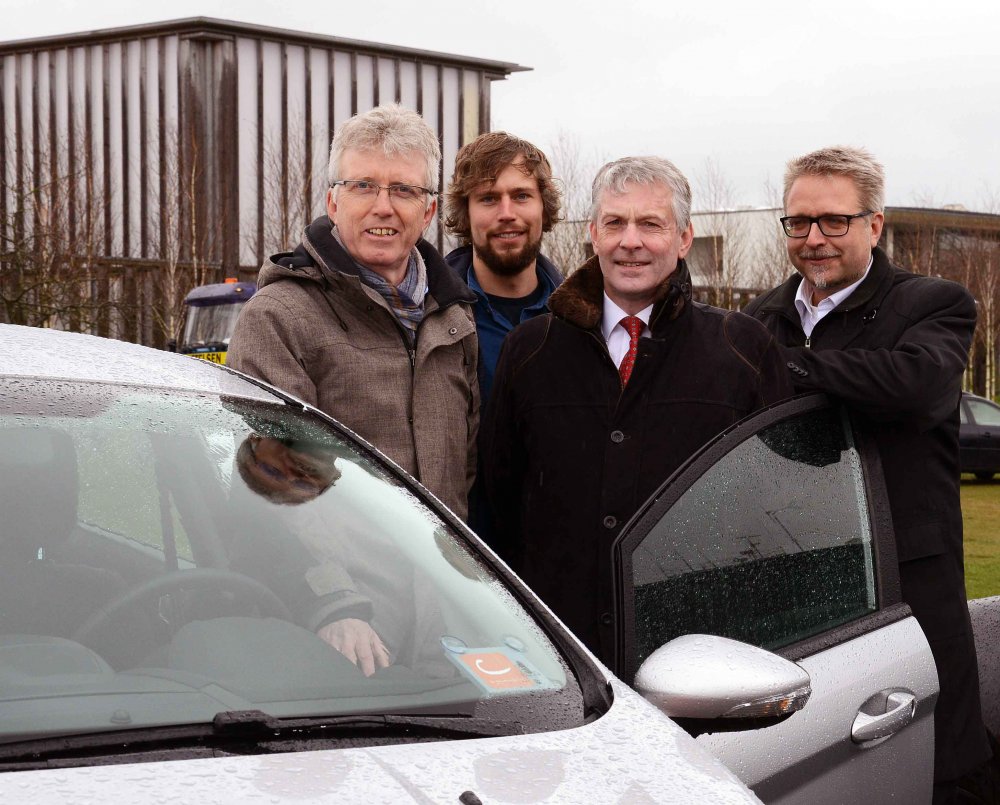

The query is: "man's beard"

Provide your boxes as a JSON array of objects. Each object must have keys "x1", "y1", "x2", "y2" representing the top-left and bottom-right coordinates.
[
  {"x1": 475, "y1": 233, "x2": 543, "y2": 277},
  {"x1": 796, "y1": 248, "x2": 861, "y2": 290}
]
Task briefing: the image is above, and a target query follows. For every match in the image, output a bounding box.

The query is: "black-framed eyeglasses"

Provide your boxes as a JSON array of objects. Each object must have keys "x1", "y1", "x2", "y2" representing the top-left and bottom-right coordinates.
[
  {"x1": 331, "y1": 179, "x2": 436, "y2": 204},
  {"x1": 779, "y1": 211, "x2": 874, "y2": 238}
]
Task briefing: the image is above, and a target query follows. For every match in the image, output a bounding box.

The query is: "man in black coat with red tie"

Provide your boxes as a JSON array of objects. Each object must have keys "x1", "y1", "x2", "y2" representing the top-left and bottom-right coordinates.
[{"x1": 482, "y1": 156, "x2": 790, "y2": 667}]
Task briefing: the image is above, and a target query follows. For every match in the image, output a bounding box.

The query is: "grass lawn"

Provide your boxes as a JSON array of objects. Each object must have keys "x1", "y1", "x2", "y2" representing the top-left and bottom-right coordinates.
[{"x1": 962, "y1": 476, "x2": 1000, "y2": 600}]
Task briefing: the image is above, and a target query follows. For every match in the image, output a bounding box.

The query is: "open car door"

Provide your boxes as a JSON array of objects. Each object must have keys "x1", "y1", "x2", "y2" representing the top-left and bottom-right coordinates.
[{"x1": 612, "y1": 394, "x2": 938, "y2": 804}]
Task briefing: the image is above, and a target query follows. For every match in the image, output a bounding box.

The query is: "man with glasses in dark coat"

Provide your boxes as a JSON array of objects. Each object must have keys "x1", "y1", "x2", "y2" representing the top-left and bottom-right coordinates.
[{"x1": 745, "y1": 145, "x2": 997, "y2": 804}]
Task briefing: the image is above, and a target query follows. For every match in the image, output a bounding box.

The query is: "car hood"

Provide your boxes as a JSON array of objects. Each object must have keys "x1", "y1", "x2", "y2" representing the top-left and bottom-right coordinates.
[{"x1": 0, "y1": 680, "x2": 759, "y2": 804}]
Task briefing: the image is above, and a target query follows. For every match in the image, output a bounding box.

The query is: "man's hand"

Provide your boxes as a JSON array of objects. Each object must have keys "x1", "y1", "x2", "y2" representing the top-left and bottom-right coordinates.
[{"x1": 316, "y1": 618, "x2": 391, "y2": 677}]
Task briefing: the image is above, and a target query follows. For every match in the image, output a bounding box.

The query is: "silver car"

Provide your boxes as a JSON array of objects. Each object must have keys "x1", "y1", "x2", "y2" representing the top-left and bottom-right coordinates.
[{"x1": 0, "y1": 324, "x2": 995, "y2": 804}]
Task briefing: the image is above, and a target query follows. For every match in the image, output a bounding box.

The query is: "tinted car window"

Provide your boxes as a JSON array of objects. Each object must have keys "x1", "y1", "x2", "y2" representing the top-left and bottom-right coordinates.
[
  {"x1": 0, "y1": 379, "x2": 582, "y2": 743},
  {"x1": 968, "y1": 398, "x2": 1000, "y2": 427},
  {"x1": 628, "y1": 407, "x2": 877, "y2": 669}
]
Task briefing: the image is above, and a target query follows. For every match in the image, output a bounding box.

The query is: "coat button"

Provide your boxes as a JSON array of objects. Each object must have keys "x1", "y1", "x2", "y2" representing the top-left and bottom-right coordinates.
[
  {"x1": 600, "y1": 612, "x2": 613, "y2": 626},
  {"x1": 449, "y1": 327, "x2": 458, "y2": 335},
  {"x1": 610, "y1": 430, "x2": 625, "y2": 443},
  {"x1": 603, "y1": 515, "x2": 617, "y2": 529}
]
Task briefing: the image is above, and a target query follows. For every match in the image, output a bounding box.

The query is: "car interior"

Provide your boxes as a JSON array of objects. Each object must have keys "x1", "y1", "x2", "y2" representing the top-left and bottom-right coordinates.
[{"x1": 0, "y1": 384, "x2": 580, "y2": 745}]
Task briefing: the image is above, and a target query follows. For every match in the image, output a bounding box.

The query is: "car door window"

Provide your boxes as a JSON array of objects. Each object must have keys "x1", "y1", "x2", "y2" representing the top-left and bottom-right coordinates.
[
  {"x1": 968, "y1": 398, "x2": 1000, "y2": 427},
  {"x1": 615, "y1": 399, "x2": 879, "y2": 678}
]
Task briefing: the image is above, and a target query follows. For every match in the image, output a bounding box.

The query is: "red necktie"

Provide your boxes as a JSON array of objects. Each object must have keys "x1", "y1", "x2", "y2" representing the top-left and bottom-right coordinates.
[{"x1": 618, "y1": 315, "x2": 643, "y2": 387}]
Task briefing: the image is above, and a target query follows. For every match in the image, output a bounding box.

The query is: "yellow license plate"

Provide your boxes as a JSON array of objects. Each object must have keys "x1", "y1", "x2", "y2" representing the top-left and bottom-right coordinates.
[{"x1": 191, "y1": 352, "x2": 227, "y2": 365}]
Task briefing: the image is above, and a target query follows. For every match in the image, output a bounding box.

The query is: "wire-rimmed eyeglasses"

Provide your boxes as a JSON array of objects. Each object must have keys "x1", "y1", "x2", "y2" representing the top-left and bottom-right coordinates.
[
  {"x1": 780, "y1": 211, "x2": 874, "y2": 238},
  {"x1": 331, "y1": 179, "x2": 436, "y2": 205}
]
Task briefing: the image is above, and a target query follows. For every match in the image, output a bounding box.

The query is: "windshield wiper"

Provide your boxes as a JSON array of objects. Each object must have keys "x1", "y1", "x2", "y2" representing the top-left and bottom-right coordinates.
[
  {"x1": 213, "y1": 708, "x2": 523, "y2": 739},
  {"x1": 0, "y1": 709, "x2": 524, "y2": 769}
]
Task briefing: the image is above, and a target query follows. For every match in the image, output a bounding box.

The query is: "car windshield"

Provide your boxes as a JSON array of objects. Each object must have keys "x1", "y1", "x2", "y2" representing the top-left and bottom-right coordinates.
[
  {"x1": 181, "y1": 302, "x2": 246, "y2": 349},
  {"x1": 0, "y1": 378, "x2": 582, "y2": 745}
]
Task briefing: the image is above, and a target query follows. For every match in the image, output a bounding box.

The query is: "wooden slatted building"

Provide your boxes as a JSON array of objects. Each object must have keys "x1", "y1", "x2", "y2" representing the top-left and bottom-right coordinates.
[{"x1": 0, "y1": 17, "x2": 526, "y2": 345}]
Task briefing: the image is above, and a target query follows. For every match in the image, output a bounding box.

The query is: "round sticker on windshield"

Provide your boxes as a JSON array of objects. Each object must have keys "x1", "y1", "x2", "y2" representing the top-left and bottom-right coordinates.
[{"x1": 446, "y1": 646, "x2": 557, "y2": 694}]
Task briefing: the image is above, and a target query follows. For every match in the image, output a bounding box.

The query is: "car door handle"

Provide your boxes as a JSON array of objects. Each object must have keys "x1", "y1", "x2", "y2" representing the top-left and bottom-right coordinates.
[{"x1": 851, "y1": 691, "x2": 916, "y2": 744}]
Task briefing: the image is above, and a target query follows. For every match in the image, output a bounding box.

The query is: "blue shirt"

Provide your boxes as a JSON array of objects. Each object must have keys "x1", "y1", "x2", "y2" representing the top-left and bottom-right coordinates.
[{"x1": 445, "y1": 246, "x2": 562, "y2": 403}]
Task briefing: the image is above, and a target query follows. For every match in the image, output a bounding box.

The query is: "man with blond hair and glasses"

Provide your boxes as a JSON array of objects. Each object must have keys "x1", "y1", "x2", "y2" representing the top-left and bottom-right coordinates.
[
  {"x1": 746, "y1": 146, "x2": 998, "y2": 803},
  {"x1": 229, "y1": 105, "x2": 479, "y2": 673}
]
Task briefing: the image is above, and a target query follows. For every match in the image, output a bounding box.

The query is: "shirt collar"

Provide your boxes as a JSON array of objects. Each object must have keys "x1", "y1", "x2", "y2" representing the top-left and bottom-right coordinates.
[
  {"x1": 794, "y1": 253, "x2": 873, "y2": 318},
  {"x1": 465, "y1": 264, "x2": 486, "y2": 296},
  {"x1": 601, "y1": 294, "x2": 654, "y2": 341}
]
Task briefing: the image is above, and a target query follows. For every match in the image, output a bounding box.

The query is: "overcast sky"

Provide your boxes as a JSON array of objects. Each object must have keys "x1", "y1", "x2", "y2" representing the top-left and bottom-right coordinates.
[{"x1": 3, "y1": 0, "x2": 998, "y2": 213}]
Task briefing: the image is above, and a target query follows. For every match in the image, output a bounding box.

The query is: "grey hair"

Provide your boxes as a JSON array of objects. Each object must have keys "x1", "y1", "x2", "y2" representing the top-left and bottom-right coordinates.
[
  {"x1": 590, "y1": 156, "x2": 692, "y2": 228},
  {"x1": 328, "y1": 104, "x2": 441, "y2": 193},
  {"x1": 784, "y1": 146, "x2": 885, "y2": 212}
]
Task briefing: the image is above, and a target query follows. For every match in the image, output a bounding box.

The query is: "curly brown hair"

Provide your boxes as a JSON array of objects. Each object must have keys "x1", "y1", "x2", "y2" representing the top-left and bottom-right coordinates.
[{"x1": 444, "y1": 132, "x2": 562, "y2": 244}]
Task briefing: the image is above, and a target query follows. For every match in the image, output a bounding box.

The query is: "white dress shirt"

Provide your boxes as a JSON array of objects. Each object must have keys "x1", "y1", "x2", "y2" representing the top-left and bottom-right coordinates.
[
  {"x1": 793, "y1": 255, "x2": 873, "y2": 337},
  {"x1": 601, "y1": 294, "x2": 653, "y2": 369}
]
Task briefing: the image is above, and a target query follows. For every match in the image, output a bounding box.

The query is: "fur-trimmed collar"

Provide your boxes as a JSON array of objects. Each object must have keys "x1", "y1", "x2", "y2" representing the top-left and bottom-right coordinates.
[{"x1": 548, "y1": 255, "x2": 692, "y2": 330}]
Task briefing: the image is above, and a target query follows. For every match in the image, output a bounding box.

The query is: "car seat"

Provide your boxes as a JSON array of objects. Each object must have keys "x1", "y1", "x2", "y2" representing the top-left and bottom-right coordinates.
[{"x1": 0, "y1": 426, "x2": 125, "y2": 637}]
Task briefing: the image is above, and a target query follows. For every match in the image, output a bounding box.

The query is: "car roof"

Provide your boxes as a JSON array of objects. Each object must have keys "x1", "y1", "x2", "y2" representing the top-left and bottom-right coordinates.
[{"x1": 0, "y1": 324, "x2": 276, "y2": 401}]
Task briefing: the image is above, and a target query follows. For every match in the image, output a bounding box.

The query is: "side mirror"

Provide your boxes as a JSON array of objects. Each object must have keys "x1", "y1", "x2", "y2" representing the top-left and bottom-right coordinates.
[{"x1": 634, "y1": 634, "x2": 811, "y2": 722}]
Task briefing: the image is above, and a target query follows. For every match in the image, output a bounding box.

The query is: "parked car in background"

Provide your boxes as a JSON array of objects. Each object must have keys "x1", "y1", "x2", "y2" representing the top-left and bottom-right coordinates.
[
  {"x1": 0, "y1": 324, "x2": 997, "y2": 804},
  {"x1": 961, "y1": 391, "x2": 1000, "y2": 480}
]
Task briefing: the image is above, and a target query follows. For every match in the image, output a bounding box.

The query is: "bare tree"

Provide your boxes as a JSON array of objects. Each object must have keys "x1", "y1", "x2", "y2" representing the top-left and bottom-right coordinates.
[
  {"x1": 979, "y1": 185, "x2": 1000, "y2": 217},
  {"x1": 0, "y1": 124, "x2": 229, "y2": 349},
  {"x1": 543, "y1": 131, "x2": 604, "y2": 275},
  {"x1": 256, "y1": 127, "x2": 324, "y2": 260},
  {"x1": 940, "y1": 229, "x2": 1000, "y2": 397},
  {"x1": 0, "y1": 131, "x2": 117, "y2": 332},
  {"x1": 892, "y1": 195, "x2": 1000, "y2": 398},
  {"x1": 967, "y1": 190, "x2": 1000, "y2": 397},
  {"x1": 146, "y1": 124, "x2": 220, "y2": 347},
  {"x1": 750, "y1": 178, "x2": 794, "y2": 294},
  {"x1": 689, "y1": 158, "x2": 756, "y2": 308},
  {"x1": 971, "y1": 248, "x2": 998, "y2": 398}
]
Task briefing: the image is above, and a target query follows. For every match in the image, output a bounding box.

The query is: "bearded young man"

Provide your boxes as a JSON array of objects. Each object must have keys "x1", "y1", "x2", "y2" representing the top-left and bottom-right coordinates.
[
  {"x1": 444, "y1": 132, "x2": 564, "y2": 403},
  {"x1": 745, "y1": 145, "x2": 998, "y2": 804}
]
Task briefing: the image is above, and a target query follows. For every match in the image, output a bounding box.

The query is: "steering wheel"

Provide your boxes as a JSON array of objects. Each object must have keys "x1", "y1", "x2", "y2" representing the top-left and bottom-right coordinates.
[{"x1": 71, "y1": 568, "x2": 294, "y2": 663}]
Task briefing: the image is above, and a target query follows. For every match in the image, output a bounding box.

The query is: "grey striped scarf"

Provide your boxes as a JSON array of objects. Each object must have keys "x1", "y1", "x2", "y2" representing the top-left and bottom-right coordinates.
[{"x1": 332, "y1": 228, "x2": 427, "y2": 344}]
